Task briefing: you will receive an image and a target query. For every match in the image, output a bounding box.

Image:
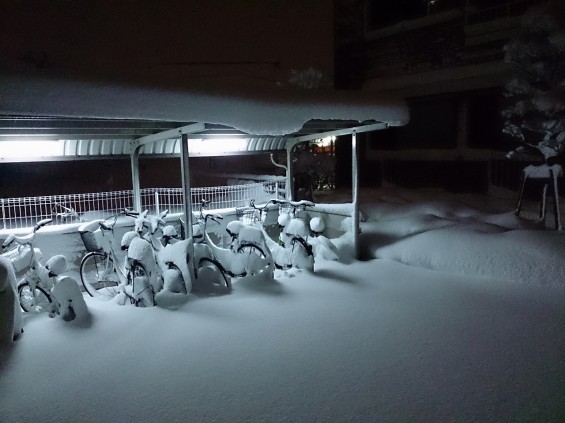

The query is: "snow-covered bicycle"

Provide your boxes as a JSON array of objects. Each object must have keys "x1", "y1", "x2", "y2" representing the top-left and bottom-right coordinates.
[
  {"x1": 120, "y1": 208, "x2": 169, "y2": 306},
  {"x1": 179, "y1": 199, "x2": 233, "y2": 291},
  {"x1": 248, "y1": 198, "x2": 316, "y2": 271},
  {"x1": 2, "y1": 218, "x2": 68, "y2": 313},
  {"x1": 78, "y1": 213, "x2": 131, "y2": 299}
]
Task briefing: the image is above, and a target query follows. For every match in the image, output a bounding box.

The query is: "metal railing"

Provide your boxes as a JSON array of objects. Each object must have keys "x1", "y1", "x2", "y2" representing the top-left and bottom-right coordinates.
[
  {"x1": 465, "y1": 0, "x2": 546, "y2": 26},
  {"x1": 0, "y1": 178, "x2": 285, "y2": 230}
]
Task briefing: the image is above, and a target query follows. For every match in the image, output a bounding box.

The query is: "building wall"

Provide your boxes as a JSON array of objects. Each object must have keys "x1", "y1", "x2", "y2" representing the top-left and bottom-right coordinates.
[{"x1": 335, "y1": 0, "x2": 551, "y2": 194}]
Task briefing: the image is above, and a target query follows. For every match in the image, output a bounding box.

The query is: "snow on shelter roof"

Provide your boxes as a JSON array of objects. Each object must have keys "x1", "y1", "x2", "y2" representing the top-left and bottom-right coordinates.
[{"x1": 0, "y1": 62, "x2": 409, "y2": 159}]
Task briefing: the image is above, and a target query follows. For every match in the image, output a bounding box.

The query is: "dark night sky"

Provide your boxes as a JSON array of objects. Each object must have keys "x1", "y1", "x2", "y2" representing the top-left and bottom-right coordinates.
[{"x1": 0, "y1": 0, "x2": 334, "y2": 88}]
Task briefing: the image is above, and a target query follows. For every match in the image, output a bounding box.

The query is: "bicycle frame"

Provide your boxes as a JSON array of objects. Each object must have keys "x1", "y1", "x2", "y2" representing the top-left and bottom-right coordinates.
[
  {"x1": 2, "y1": 218, "x2": 65, "y2": 314},
  {"x1": 79, "y1": 215, "x2": 132, "y2": 299},
  {"x1": 95, "y1": 222, "x2": 130, "y2": 286}
]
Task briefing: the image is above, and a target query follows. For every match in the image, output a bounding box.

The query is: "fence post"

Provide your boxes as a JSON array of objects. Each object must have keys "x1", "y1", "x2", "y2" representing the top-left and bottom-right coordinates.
[
  {"x1": 155, "y1": 190, "x2": 160, "y2": 214},
  {"x1": 1, "y1": 199, "x2": 5, "y2": 230}
]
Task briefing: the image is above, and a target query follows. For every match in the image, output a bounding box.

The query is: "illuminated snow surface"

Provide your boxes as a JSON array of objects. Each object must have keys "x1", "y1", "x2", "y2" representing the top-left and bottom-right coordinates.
[
  {"x1": 0, "y1": 58, "x2": 408, "y2": 136},
  {"x1": 1, "y1": 187, "x2": 564, "y2": 422}
]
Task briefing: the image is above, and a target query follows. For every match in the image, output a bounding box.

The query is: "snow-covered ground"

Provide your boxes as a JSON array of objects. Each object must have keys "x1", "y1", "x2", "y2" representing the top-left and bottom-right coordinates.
[{"x1": 1, "y1": 187, "x2": 564, "y2": 422}]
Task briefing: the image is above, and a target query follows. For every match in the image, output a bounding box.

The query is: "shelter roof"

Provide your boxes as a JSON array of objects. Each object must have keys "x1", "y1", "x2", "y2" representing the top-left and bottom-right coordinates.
[{"x1": 0, "y1": 60, "x2": 409, "y2": 161}]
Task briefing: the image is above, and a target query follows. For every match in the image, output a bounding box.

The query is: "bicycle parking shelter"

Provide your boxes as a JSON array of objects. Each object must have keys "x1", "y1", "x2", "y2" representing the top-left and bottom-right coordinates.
[{"x1": 0, "y1": 71, "x2": 409, "y2": 258}]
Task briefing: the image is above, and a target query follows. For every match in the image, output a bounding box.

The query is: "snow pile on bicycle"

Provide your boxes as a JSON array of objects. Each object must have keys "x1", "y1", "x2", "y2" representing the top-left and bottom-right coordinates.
[
  {"x1": 0, "y1": 216, "x2": 91, "y2": 341},
  {"x1": 77, "y1": 198, "x2": 337, "y2": 310},
  {"x1": 0, "y1": 196, "x2": 342, "y2": 344}
]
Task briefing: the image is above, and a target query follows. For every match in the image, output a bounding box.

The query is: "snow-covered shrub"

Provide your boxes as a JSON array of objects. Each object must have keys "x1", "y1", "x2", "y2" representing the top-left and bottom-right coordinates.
[{"x1": 502, "y1": 0, "x2": 565, "y2": 163}]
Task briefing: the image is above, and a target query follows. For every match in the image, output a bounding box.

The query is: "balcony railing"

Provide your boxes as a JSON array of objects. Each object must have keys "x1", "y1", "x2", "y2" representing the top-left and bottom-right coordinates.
[{"x1": 465, "y1": 0, "x2": 547, "y2": 26}]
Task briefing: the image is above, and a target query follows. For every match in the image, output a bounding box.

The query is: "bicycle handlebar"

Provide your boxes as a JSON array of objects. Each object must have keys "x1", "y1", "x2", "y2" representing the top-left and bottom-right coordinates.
[
  {"x1": 34, "y1": 218, "x2": 53, "y2": 233},
  {"x1": 52, "y1": 203, "x2": 80, "y2": 220},
  {"x1": 99, "y1": 221, "x2": 113, "y2": 231},
  {"x1": 250, "y1": 198, "x2": 315, "y2": 213},
  {"x1": 204, "y1": 213, "x2": 223, "y2": 225},
  {"x1": 123, "y1": 208, "x2": 139, "y2": 217},
  {"x1": 1, "y1": 218, "x2": 52, "y2": 250},
  {"x1": 1, "y1": 234, "x2": 16, "y2": 250},
  {"x1": 281, "y1": 199, "x2": 315, "y2": 208},
  {"x1": 249, "y1": 198, "x2": 282, "y2": 211}
]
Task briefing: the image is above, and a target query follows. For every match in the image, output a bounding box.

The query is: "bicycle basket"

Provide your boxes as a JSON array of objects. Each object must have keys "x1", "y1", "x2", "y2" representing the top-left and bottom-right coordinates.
[
  {"x1": 79, "y1": 230, "x2": 102, "y2": 252},
  {"x1": 236, "y1": 207, "x2": 257, "y2": 225},
  {"x1": 278, "y1": 203, "x2": 293, "y2": 216},
  {"x1": 278, "y1": 202, "x2": 307, "y2": 219}
]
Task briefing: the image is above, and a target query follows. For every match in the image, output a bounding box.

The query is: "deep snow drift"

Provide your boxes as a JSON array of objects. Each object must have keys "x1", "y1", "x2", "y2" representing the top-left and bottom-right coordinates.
[{"x1": 1, "y1": 187, "x2": 564, "y2": 422}]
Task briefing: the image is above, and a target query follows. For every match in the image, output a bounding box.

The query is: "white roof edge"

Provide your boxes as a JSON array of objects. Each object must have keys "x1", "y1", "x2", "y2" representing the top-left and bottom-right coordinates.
[{"x1": 0, "y1": 62, "x2": 409, "y2": 136}]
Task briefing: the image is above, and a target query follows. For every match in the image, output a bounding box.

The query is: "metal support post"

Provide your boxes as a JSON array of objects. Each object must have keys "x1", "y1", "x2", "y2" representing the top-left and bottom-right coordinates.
[
  {"x1": 180, "y1": 133, "x2": 193, "y2": 240},
  {"x1": 130, "y1": 144, "x2": 142, "y2": 211},
  {"x1": 286, "y1": 146, "x2": 294, "y2": 201},
  {"x1": 352, "y1": 131, "x2": 360, "y2": 260}
]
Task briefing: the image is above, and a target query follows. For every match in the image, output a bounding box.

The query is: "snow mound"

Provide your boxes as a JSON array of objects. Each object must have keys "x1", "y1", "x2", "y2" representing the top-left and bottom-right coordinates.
[{"x1": 358, "y1": 187, "x2": 565, "y2": 287}]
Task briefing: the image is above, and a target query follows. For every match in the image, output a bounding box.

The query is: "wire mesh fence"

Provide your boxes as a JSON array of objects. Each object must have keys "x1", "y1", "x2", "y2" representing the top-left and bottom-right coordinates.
[{"x1": 1, "y1": 178, "x2": 285, "y2": 230}]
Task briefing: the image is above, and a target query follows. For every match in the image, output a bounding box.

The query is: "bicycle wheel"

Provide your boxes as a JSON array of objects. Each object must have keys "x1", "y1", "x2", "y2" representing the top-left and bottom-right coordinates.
[
  {"x1": 236, "y1": 243, "x2": 272, "y2": 277},
  {"x1": 290, "y1": 237, "x2": 315, "y2": 270},
  {"x1": 197, "y1": 257, "x2": 231, "y2": 290},
  {"x1": 18, "y1": 282, "x2": 52, "y2": 313},
  {"x1": 80, "y1": 251, "x2": 120, "y2": 298},
  {"x1": 162, "y1": 264, "x2": 187, "y2": 294},
  {"x1": 128, "y1": 261, "x2": 155, "y2": 307},
  {"x1": 236, "y1": 242, "x2": 267, "y2": 259}
]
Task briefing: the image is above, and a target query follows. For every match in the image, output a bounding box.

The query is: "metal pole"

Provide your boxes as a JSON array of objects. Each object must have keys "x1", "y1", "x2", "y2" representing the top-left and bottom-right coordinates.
[
  {"x1": 352, "y1": 131, "x2": 360, "y2": 260},
  {"x1": 154, "y1": 190, "x2": 160, "y2": 215},
  {"x1": 286, "y1": 146, "x2": 294, "y2": 201},
  {"x1": 130, "y1": 144, "x2": 142, "y2": 211},
  {"x1": 270, "y1": 153, "x2": 287, "y2": 201},
  {"x1": 180, "y1": 133, "x2": 193, "y2": 240}
]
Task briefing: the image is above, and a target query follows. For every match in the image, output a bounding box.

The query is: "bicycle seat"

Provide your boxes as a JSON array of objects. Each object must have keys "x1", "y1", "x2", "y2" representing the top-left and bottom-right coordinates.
[
  {"x1": 10, "y1": 232, "x2": 35, "y2": 245},
  {"x1": 78, "y1": 220, "x2": 101, "y2": 234}
]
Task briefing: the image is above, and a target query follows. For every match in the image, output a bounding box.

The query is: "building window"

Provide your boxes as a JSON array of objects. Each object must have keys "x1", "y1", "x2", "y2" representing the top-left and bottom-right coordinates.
[
  {"x1": 467, "y1": 88, "x2": 513, "y2": 151},
  {"x1": 368, "y1": 95, "x2": 458, "y2": 150},
  {"x1": 366, "y1": 0, "x2": 464, "y2": 31}
]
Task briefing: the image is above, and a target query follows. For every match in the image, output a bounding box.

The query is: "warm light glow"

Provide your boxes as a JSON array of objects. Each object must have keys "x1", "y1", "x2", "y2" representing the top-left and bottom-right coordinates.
[
  {"x1": 313, "y1": 135, "x2": 336, "y2": 152},
  {"x1": 0, "y1": 140, "x2": 64, "y2": 159},
  {"x1": 188, "y1": 138, "x2": 248, "y2": 155},
  {"x1": 318, "y1": 136, "x2": 336, "y2": 148}
]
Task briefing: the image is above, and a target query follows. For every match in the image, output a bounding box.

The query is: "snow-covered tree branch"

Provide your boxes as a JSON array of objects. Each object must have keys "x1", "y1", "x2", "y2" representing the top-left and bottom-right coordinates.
[{"x1": 503, "y1": 0, "x2": 565, "y2": 163}]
